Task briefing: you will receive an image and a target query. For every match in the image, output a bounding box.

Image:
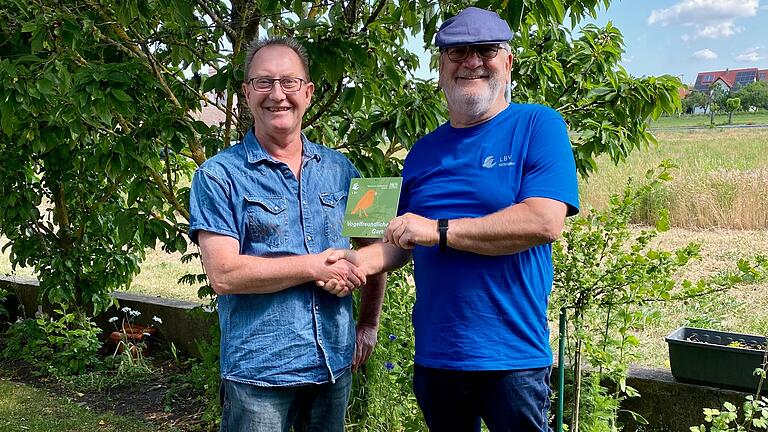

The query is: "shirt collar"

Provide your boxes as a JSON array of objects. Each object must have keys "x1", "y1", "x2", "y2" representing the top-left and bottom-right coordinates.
[{"x1": 243, "y1": 128, "x2": 322, "y2": 164}]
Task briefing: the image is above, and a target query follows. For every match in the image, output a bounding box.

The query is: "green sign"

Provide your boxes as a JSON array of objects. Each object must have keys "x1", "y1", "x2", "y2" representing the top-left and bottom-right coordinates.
[{"x1": 342, "y1": 177, "x2": 403, "y2": 238}]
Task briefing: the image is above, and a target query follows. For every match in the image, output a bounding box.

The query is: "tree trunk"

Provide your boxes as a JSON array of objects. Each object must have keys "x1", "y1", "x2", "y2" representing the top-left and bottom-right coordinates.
[{"x1": 230, "y1": 0, "x2": 259, "y2": 139}]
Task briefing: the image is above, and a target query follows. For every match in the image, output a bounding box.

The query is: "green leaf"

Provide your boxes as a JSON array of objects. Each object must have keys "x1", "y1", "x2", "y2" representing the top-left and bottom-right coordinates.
[
  {"x1": 202, "y1": 74, "x2": 219, "y2": 94},
  {"x1": 506, "y1": 0, "x2": 525, "y2": 32},
  {"x1": 174, "y1": 235, "x2": 187, "y2": 254},
  {"x1": 108, "y1": 71, "x2": 131, "y2": 83},
  {"x1": 37, "y1": 79, "x2": 55, "y2": 95},
  {"x1": 111, "y1": 89, "x2": 133, "y2": 102},
  {"x1": 655, "y1": 210, "x2": 670, "y2": 232},
  {"x1": 30, "y1": 31, "x2": 45, "y2": 52},
  {"x1": 0, "y1": 102, "x2": 16, "y2": 135}
]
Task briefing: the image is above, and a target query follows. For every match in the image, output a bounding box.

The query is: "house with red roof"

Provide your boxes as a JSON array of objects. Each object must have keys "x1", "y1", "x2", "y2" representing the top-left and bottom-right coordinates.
[
  {"x1": 693, "y1": 67, "x2": 768, "y2": 92},
  {"x1": 189, "y1": 67, "x2": 236, "y2": 127}
]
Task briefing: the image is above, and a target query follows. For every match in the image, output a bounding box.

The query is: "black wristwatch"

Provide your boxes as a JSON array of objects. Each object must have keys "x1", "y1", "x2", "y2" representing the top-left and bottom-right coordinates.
[{"x1": 438, "y1": 219, "x2": 449, "y2": 251}]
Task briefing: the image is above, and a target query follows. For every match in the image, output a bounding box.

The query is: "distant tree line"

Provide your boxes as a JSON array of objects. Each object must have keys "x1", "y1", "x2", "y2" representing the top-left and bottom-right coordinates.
[{"x1": 682, "y1": 81, "x2": 768, "y2": 117}]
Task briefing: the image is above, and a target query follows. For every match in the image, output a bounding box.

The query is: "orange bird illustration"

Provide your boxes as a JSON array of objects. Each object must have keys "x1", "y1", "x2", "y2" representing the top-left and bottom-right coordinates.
[{"x1": 351, "y1": 189, "x2": 377, "y2": 217}]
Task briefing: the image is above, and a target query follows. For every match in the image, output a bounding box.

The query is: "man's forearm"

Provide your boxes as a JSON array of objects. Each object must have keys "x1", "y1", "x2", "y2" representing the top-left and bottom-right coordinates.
[
  {"x1": 447, "y1": 198, "x2": 567, "y2": 256},
  {"x1": 353, "y1": 242, "x2": 412, "y2": 276},
  {"x1": 357, "y1": 272, "x2": 386, "y2": 328},
  {"x1": 204, "y1": 254, "x2": 320, "y2": 294},
  {"x1": 200, "y1": 233, "x2": 365, "y2": 295}
]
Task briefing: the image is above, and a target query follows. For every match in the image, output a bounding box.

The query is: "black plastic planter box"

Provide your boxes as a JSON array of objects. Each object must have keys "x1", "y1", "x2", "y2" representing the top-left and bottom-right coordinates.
[{"x1": 666, "y1": 326, "x2": 767, "y2": 391}]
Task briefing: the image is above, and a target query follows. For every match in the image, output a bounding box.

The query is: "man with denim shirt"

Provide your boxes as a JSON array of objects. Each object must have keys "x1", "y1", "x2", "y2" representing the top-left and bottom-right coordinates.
[
  {"x1": 321, "y1": 7, "x2": 579, "y2": 432},
  {"x1": 188, "y1": 36, "x2": 385, "y2": 432}
]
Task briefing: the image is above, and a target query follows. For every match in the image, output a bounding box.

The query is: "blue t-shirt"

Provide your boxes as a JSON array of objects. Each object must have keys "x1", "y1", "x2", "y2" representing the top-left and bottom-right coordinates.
[{"x1": 399, "y1": 103, "x2": 579, "y2": 370}]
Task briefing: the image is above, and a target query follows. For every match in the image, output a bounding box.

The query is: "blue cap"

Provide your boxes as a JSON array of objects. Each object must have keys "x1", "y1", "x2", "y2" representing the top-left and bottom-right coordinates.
[{"x1": 435, "y1": 7, "x2": 513, "y2": 48}]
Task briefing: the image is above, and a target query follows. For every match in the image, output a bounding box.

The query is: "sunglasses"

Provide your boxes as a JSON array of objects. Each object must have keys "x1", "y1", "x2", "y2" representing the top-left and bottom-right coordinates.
[{"x1": 442, "y1": 44, "x2": 506, "y2": 62}]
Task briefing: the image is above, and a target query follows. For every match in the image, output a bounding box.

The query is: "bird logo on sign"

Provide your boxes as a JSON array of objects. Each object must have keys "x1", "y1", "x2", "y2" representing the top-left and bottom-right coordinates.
[{"x1": 351, "y1": 189, "x2": 377, "y2": 217}]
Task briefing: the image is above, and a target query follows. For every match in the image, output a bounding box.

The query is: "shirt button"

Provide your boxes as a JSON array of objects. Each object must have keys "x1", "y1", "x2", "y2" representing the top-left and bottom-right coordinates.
[
  {"x1": 273, "y1": 206, "x2": 279, "y2": 211},
  {"x1": 315, "y1": 305, "x2": 320, "y2": 311},
  {"x1": 307, "y1": 235, "x2": 312, "y2": 241}
]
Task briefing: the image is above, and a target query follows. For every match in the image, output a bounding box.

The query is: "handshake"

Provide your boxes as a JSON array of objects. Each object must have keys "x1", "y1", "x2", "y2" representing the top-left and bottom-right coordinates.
[
  {"x1": 313, "y1": 248, "x2": 365, "y2": 298},
  {"x1": 312, "y1": 212, "x2": 439, "y2": 297}
]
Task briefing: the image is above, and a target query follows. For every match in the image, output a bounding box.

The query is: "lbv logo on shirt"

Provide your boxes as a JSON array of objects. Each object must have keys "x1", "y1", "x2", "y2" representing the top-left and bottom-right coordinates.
[{"x1": 482, "y1": 154, "x2": 516, "y2": 169}]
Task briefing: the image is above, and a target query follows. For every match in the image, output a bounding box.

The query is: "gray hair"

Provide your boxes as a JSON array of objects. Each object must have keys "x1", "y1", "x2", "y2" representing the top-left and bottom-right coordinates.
[{"x1": 243, "y1": 36, "x2": 311, "y2": 82}]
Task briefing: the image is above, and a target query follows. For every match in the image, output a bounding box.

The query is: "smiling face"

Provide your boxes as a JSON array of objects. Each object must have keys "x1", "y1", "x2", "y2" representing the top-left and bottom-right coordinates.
[
  {"x1": 243, "y1": 45, "x2": 314, "y2": 143},
  {"x1": 438, "y1": 44, "x2": 513, "y2": 127}
]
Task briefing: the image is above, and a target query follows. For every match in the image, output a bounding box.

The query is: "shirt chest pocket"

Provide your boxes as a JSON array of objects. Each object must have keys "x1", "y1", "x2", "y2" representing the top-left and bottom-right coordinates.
[
  {"x1": 319, "y1": 191, "x2": 347, "y2": 245},
  {"x1": 244, "y1": 195, "x2": 288, "y2": 250}
]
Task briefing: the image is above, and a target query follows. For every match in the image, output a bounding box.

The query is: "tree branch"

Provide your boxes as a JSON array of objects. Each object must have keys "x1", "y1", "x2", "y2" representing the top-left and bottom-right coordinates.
[
  {"x1": 196, "y1": 0, "x2": 237, "y2": 40},
  {"x1": 364, "y1": 0, "x2": 388, "y2": 29},
  {"x1": 305, "y1": 80, "x2": 343, "y2": 127},
  {"x1": 52, "y1": 182, "x2": 73, "y2": 250},
  {"x1": 148, "y1": 169, "x2": 191, "y2": 221}
]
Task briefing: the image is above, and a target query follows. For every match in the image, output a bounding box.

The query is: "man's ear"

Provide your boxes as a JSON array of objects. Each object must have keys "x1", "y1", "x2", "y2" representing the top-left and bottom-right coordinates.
[{"x1": 305, "y1": 81, "x2": 315, "y2": 100}]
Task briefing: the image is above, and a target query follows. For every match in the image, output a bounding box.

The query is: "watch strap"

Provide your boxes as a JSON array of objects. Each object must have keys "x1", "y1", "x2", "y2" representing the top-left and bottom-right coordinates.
[{"x1": 438, "y1": 219, "x2": 448, "y2": 251}]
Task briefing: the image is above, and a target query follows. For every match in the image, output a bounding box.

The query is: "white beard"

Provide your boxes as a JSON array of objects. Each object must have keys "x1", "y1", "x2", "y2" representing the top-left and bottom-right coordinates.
[{"x1": 442, "y1": 74, "x2": 504, "y2": 120}]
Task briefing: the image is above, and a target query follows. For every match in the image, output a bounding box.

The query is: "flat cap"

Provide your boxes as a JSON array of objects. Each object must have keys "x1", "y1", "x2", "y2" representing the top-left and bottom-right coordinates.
[{"x1": 435, "y1": 7, "x2": 513, "y2": 48}]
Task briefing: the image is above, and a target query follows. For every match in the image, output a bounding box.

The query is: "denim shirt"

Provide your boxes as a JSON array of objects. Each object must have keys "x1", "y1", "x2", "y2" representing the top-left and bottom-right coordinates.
[{"x1": 188, "y1": 129, "x2": 359, "y2": 387}]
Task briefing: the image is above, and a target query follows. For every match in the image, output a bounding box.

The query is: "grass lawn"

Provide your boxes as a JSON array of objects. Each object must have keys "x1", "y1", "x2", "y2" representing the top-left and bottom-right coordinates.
[
  {"x1": 0, "y1": 379, "x2": 155, "y2": 432},
  {"x1": 651, "y1": 111, "x2": 768, "y2": 128}
]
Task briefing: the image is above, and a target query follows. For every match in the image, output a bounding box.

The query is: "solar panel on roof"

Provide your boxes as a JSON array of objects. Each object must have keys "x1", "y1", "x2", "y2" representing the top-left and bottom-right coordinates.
[{"x1": 733, "y1": 71, "x2": 756, "y2": 88}]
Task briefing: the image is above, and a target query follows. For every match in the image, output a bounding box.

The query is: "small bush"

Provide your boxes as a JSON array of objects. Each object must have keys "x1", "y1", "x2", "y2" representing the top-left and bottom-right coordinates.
[
  {"x1": 182, "y1": 308, "x2": 221, "y2": 429},
  {"x1": 2, "y1": 308, "x2": 102, "y2": 377},
  {"x1": 0, "y1": 288, "x2": 10, "y2": 321}
]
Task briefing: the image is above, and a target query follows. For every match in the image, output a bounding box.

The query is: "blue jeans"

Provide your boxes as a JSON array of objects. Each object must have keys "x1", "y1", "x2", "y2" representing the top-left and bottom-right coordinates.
[
  {"x1": 219, "y1": 371, "x2": 352, "y2": 432},
  {"x1": 413, "y1": 364, "x2": 552, "y2": 432}
]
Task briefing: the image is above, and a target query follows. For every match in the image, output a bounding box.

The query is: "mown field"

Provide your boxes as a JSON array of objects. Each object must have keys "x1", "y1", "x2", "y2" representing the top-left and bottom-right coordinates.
[
  {"x1": 581, "y1": 128, "x2": 768, "y2": 229},
  {"x1": 650, "y1": 111, "x2": 768, "y2": 128},
  {"x1": 2, "y1": 128, "x2": 767, "y2": 369}
]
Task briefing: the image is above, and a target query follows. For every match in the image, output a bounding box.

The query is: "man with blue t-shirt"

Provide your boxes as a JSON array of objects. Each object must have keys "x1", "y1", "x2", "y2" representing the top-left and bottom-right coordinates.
[{"x1": 320, "y1": 6, "x2": 579, "y2": 432}]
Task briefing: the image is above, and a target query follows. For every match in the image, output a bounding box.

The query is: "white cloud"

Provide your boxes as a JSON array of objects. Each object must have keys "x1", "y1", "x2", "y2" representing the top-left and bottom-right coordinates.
[
  {"x1": 736, "y1": 52, "x2": 761, "y2": 62},
  {"x1": 691, "y1": 49, "x2": 718, "y2": 60},
  {"x1": 648, "y1": 0, "x2": 757, "y2": 40},
  {"x1": 697, "y1": 22, "x2": 740, "y2": 38},
  {"x1": 736, "y1": 47, "x2": 764, "y2": 62},
  {"x1": 648, "y1": 0, "x2": 758, "y2": 25}
]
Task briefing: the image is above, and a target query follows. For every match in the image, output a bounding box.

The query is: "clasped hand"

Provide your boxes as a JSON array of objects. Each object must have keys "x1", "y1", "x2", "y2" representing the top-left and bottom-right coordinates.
[
  {"x1": 315, "y1": 248, "x2": 362, "y2": 297},
  {"x1": 314, "y1": 248, "x2": 365, "y2": 297},
  {"x1": 316, "y1": 213, "x2": 437, "y2": 297}
]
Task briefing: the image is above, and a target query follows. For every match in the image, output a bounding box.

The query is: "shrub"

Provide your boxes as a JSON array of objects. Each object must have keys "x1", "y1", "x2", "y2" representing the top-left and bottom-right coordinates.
[
  {"x1": 182, "y1": 308, "x2": 221, "y2": 429},
  {"x1": 2, "y1": 308, "x2": 102, "y2": 377},
  {"x1": 0, "y1": 288, "x2": 9, "y2": 321}
]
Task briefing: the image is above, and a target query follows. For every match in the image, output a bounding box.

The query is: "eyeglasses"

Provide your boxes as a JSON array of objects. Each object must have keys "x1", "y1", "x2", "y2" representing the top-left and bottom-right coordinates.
[
  {"x1": 247, "y1": 77, "x2": 306, "y2": 93},
  {"x1": 442, "y1": 44, "x2": 505, "y2": 63}
]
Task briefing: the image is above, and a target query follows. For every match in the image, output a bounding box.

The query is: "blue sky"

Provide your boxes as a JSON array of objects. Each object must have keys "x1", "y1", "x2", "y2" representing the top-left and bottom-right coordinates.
[
  {"x1": 586, "y1": 0, "x2": 768, "y2": 85},
  {"x1": 410, "y1": 0, "x2": 768, "y2": 86}
]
